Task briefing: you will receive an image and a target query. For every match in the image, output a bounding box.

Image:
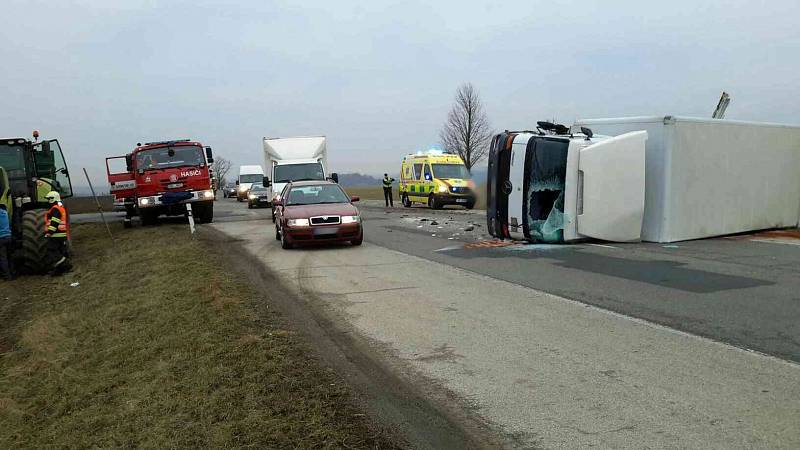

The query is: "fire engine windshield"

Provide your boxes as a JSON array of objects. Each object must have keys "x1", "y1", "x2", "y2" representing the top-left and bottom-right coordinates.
[
  {"x1": 136, "y1": 146, "x2": 204, "y2": 171},
  {"x1": 432, "y1": 163, "x2": 471, "y2": 180},
  {"x1": 274, "y1": 163, "x2": 324, "y2": 183}
]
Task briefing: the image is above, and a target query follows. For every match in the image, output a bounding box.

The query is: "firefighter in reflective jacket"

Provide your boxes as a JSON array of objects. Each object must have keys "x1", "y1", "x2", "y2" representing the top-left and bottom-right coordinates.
[{"x1": 44, "y1": 191, "x2": 72, "y2": 275}]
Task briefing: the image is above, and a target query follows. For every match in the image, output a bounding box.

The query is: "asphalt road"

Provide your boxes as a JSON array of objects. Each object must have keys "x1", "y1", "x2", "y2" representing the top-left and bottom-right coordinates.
[
  {"x1": 74, "y1": 197, "x2": 800, "y2": 363},
  {"x1": 206, "y1": 197, "x2": 800, "y2": 449},
  {"x1": 357, "y1": 202, "x2": 800, "y2": 363}
]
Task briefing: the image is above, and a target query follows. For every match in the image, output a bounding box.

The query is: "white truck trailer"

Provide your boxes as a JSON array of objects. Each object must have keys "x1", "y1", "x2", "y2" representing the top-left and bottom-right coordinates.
[
  {"x1": 575, "y1": 116, "x2": 800, "y2": 242},
  {"x1": 262, "y1": 136, "x2": 337, "y2": 207}
]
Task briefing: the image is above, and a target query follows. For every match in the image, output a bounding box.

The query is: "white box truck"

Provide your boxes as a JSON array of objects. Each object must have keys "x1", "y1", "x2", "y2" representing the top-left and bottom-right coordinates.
[
  {"x1": 262, "y1": 136, "x2": 337, "y2": 207},
  {"x1": 575, "y1": 116, "x2": 800, "y2": 242},
  {"x1": 236, "y1": 164, "x2": 265, "y2": 202}
]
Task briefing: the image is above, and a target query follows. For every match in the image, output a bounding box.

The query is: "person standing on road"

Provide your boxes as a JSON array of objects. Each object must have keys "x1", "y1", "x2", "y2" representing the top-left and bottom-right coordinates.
[
  {"x1": 382, "y1": 173, "x2": 395, "y2": 207},
  {"x1": 0, "y1": 204, "x2": 14, "y2": 280},
  {"x1": 44, "y1": 191, "x2": 72, "y2": 276}
]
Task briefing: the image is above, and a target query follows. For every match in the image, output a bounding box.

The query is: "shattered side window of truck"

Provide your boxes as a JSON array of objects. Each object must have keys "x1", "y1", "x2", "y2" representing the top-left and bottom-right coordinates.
[{"x1": 524, "y1": 138, "x2": 569, "y2": 243}]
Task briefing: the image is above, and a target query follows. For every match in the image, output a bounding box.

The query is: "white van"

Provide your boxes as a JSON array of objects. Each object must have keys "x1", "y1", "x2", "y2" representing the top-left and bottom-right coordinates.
[{"x1": 236, "y1": 165, "x2": 265, "y2": 201}]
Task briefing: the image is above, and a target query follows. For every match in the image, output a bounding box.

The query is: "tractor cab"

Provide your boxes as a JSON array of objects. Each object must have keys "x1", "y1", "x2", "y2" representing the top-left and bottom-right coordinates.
[{"x1": 0, "y1": 133, "x2": 73, "y2": 272}]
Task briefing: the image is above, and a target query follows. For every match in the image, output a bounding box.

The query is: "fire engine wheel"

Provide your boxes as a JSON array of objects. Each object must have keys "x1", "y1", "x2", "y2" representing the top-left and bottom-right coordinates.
[
  {"x1": 140, "y1": 210, "x2": 158, "y2": 226},
  {"x1": 20, "y1": 209, "x2": 49, "y2": 274},
  {"x1": 402, "y1": 193, "x2": 411, "y2": 208},
  {"x1": 194, "y1": 202, "x2": 214, "y2": 224}
]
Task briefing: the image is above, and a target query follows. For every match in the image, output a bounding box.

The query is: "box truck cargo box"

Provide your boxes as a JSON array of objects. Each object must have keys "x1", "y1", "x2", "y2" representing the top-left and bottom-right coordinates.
[{"x1": 575, "y1": 116, "x2": 800, "y2": 242}]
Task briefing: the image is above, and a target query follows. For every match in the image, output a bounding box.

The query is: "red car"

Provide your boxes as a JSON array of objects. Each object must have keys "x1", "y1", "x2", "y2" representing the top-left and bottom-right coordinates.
[{"x1": 274, "y1": 181, "x2": 363, "y2": 249}]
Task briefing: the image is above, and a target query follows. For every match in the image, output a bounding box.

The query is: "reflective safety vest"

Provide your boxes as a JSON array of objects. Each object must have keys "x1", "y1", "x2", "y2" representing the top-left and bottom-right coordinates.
[
  {"x1": 383, "y1": 177, "x2": 393, "y2": 188},
  {"x1": 45, "y1": 202, "x2": 70, "y2": 239}
]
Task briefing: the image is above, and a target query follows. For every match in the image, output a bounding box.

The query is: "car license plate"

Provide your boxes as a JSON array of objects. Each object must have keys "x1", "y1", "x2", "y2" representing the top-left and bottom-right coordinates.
[
  {"x1": 456, "y1": 198, "x2": 468, "y2": 203},
  {"x1": 313, "y1": 227, "x2": 338, "y2": 236},
  {"x1": 167, "y1": 183, "x2": 183, "y2": 189}
]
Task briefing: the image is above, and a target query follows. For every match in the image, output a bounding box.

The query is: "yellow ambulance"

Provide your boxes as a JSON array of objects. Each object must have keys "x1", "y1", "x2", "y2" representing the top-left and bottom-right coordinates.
[{"x1": 399, "y1": 151, "x2": 476, "y2": 209}]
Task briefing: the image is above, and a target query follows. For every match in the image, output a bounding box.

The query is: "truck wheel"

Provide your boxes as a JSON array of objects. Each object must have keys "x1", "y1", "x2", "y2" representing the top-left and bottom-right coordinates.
[
  {"x1": 402, "y1": 194, "x2": 411, "y2": 208},
  {"x1": 20, "y1": 209, "x2": 49, "y2": 274}
]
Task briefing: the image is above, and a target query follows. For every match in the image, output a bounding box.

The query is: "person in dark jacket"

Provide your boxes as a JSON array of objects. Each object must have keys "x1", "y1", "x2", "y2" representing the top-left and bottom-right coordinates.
[
  {"x1": 0, "y1": 204, "x2": 14, "y2": 280},
  {"x1": 382, "y1": 173, "x2": 395, "y2": 207}
]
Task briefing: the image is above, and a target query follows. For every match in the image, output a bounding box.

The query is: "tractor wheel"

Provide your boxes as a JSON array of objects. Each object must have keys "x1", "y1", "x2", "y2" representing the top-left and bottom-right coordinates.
[{"x1": 20, "y1": 209, "x2": 49, "y2": 274}]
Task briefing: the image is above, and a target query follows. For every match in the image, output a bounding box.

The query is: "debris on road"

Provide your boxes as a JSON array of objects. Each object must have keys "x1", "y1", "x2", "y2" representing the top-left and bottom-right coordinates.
[{"x1": 464, "y1": 225, "x2": 475, "y2": 231}]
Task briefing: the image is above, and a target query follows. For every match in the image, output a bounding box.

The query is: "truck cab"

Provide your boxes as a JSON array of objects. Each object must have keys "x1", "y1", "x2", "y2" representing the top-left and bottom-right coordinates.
[
  {"x1": 487, "y1": 122, "x2": 647, "y2": 243},
  {"x1": 106, "y1": 139, "x2": 215, "y2": 226},
  {"x1": 262, "y1": 136, "x2": 337, "y2": 209},
  {"x1": 235, "y1": 165, "x2": 265, "y2": 201}
]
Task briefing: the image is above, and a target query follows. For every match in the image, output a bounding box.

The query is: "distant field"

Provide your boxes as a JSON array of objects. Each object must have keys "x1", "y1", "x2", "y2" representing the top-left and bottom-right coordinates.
[
  {"x1": 343, "y1": 185, "x2": 486, "y2": 209},
  {"x1": 64, "y1": 196, "x2": 114, "y2": 214}
]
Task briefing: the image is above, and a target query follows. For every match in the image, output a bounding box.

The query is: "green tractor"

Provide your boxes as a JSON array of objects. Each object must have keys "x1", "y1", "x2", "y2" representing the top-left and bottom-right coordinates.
[{"x1": 0, "y1": 134, "x2": 73, "y2": 273}]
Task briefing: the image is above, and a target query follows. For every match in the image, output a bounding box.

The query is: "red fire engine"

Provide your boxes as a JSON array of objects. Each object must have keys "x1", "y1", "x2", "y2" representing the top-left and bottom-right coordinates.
[{"x1": 106, "y1": 139, "x2": 215, "y2": 227}]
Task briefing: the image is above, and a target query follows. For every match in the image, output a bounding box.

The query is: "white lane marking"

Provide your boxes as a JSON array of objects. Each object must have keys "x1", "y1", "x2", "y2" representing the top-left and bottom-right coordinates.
[
  {"x1": 587, "y1": 243, "x2": 619, "y2": 249},
  {"x1": 750, "y1": 239, "x2": 800, "y2": 247}
]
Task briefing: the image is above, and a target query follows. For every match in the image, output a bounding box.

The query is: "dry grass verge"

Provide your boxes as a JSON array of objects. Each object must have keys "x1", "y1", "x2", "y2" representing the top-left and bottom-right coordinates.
[{"x1": 0, "y1": 223, "x2": 401, "y2": 449}]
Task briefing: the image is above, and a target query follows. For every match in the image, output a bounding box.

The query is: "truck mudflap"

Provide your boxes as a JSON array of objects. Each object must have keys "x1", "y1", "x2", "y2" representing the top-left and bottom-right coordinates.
[{"x1": 486, "y1": 132, "x2": 515, "y2": 239}]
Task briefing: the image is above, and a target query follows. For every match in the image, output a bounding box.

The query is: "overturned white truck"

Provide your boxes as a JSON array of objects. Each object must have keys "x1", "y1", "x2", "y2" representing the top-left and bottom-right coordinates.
[
  {"x1": 488, "y1": 117, "x2": 800, "y2": 243},
  {"x1": 487, "y1": 122, "x2": 648, "y2": 243}
]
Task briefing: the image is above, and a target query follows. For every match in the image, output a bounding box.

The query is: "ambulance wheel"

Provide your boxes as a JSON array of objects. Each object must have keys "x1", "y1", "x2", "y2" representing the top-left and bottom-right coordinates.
[
  {"x1": 402, "y1": 194, "x2": 411, "y2": 208},
  {"x1": 465, "y1": 201, "x2": 475, "y2": 210},
  {"x1": 428, "y1": 196, "x2": 442, "y2": 210}
]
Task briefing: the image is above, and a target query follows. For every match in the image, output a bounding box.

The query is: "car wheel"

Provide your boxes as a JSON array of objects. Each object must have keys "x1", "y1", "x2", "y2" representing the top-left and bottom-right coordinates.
[
  {"x1": 248, "y1": 203, "x2": 253, "y2": 209},
  {"x1": 402, "y1": 194, "x2": 411, "y2": 208},
  {"x1": 281, "y1": 230, "x2": 293, "y2": 249},
  {"x1": 351, "y1": 236, "x2": 363, "y2": 246}
]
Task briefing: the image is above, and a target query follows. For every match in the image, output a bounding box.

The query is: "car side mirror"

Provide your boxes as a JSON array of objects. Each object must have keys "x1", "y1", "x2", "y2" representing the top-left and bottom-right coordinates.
[
  {"x1": 42, "y1": 140, "x2": 52, "y2": 157},
  {"x1": 125, "y1": 154, "x2": 133, "y2": 172},
  {"x1": 235, "y1": 180, "x2": 239, "y2": 185},
  {"x1": 330, "y1": 172, "x2": 339, "y2": 183},
  {"x1": 263, "y1": 176, "x2": 271, "y2": 187},
  {"x1": 350, "y1": 196, "x2": 360, "y2": 202},
  {"x1": 205, "y1": 146, "x2": 214, "y2": 163}
]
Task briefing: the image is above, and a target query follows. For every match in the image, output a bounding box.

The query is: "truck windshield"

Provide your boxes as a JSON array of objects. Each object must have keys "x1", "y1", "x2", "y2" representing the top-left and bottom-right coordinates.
[
  {"x1": 136, "y1": 146, "x2": 204, "y2": 171},
  {"x1": 274, "y1": 163, "x2": 324, "y2": 183},
  {"x1": 239, "y1": 174, "x2": 263, "y2": 183},
  {"x1": 432, "y1": 163, "x2": 471, "y2": 180},
  {"x1": 286, "y1": 184, "x2": 349, "y2": 205}
]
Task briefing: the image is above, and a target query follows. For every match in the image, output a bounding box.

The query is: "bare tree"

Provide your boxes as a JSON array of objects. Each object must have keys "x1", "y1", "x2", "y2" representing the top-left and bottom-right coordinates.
[
  {"x1": 211, "y1": 157, "x2": 232, "y2": 187},
  {"x1": 439, "y1": 83, "x2": 493, "y2": 171}
]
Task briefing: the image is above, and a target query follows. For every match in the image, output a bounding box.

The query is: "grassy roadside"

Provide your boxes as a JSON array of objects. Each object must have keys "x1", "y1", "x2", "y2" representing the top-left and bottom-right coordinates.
[{"x1": 0, "y1": 223, "x2": 401, "y2": 449}]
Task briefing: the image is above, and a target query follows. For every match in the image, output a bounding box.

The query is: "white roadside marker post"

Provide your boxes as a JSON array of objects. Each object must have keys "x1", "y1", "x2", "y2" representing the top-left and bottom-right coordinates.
[{"x1": 186, "y1": 203, "x2": 196, "y2": 236}]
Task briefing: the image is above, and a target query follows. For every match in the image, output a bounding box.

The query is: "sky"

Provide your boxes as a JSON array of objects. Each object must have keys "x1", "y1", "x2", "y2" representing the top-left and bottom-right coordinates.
[{"x1": 2, "y1": 0, "x2": 799, "y2": 190}]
